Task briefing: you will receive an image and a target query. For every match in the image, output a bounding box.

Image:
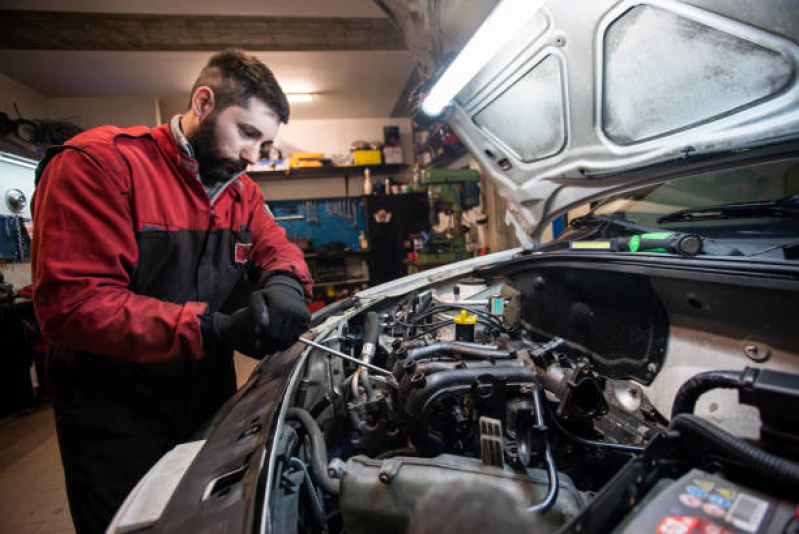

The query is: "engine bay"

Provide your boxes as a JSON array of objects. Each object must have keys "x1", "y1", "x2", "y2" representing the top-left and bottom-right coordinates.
[{"x1": 271, "y1": 260, "x2": 799, "y2": 534}]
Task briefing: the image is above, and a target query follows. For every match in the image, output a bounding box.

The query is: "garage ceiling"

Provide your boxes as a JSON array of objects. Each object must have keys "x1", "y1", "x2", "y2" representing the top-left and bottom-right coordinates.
[{"x1": 0, "y1": 0, "x2": 417, "y2": 120}]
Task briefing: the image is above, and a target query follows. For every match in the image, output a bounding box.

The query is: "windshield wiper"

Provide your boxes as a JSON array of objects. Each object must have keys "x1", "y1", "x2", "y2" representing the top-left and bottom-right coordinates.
[
  {"x1": 570, "y1": 214, "x2": 666, "y2": 235},
  {"x1": 657, "y1": 194, "x2": 799, "y2": 224}
]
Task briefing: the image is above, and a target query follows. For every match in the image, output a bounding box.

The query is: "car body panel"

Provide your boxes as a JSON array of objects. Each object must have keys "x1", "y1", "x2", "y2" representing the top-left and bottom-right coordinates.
[{"x1": 379, "y1": 0, "x2": 799, "y2": 245}]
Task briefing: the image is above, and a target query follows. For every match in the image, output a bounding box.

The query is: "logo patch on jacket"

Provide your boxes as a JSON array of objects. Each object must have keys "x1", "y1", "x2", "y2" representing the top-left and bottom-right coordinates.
[{"x1": 234, "y1": 242, "x2": 251, "y2": 264}]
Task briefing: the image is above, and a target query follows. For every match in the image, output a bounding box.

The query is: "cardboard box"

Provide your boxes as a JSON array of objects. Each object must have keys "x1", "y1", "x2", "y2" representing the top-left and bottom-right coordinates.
[{"x1": 383, "y1": 146, "x2": 403, "y2": 164}]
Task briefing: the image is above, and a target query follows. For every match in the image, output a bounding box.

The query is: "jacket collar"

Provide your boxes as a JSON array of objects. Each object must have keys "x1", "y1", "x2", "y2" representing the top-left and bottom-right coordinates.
[
  {"x1": 151, "y1": 117, "x2": 246, "y2": 205},
  {"x1": 151, "y1": 119, "x2": 201, "y2": 181}
]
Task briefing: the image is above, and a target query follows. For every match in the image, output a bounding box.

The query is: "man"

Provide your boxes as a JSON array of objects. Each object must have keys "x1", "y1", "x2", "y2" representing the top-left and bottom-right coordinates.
[{"x1": 31, "y1": 49, "x2": 312, "y2": 534}]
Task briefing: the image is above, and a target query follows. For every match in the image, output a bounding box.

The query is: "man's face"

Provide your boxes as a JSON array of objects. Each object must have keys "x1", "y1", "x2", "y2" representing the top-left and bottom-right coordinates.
[{"x1": 189, "y1": 97, "x2": 281, "y2": 185}]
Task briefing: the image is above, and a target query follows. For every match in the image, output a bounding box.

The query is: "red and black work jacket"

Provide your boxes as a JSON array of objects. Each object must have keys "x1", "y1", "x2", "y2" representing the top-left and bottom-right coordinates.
[{"x1": 31, "y1": 123, "x2": 312, "y2": 445}]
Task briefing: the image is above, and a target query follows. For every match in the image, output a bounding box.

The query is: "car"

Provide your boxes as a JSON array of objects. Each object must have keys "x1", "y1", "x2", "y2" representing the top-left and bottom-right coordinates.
[{"x1": 107, "y1": 1, "x2": 799, "y2": 533}]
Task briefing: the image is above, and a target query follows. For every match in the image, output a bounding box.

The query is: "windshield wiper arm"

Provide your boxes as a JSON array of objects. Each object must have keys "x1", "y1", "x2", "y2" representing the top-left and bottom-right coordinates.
[
  {"x1": 657, "y1": 194, "x2": 799, "y2": 224},
  {"x1": 570, "y1": 214, "x2": 666, "y2": 235}
]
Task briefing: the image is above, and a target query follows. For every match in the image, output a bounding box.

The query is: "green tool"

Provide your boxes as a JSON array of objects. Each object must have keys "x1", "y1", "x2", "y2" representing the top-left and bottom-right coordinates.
[{"x1": 571, "y1": 232, "x2": 703, "y2": 256}]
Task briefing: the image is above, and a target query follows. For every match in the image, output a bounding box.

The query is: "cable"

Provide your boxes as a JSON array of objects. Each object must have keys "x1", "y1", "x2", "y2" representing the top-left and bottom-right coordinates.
[
  {"x1": 671, "y1": 414, "x2": 799, "y2": 487},
  {"x1": 549, "y1": 412, "x2": 645, "y2": 454},
  {"x1": 671, "y1": 370, "x2": 744, "y2": 418},
  {"x1": 527, "y1": 381, "x2": 559, "y2": 514},
  {"x1": 289, "y1": 458, "x2": 327, "y2": 530}
]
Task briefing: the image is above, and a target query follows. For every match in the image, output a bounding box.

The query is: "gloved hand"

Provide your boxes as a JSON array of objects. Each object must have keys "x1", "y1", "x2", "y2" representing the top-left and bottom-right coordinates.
[
  {"x1": 201, "y1": 275, "x2": 309, "y2": 358},
  {"x1": 201, "y1": 289, "x2": 271, "y2": 358},
  {"x1": 261, "y1": 274, "x2": 311, "y2": 351}
]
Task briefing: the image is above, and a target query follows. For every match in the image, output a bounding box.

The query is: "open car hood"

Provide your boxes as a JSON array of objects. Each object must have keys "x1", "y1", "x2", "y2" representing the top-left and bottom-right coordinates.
[{"x1": 378, "y1": 0, "x2": 799, "y2": 247}]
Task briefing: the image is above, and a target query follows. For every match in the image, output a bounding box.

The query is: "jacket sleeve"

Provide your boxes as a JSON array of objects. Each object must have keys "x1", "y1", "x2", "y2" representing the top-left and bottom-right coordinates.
[
  {"x1": 245, "y1": 182, "x2": 313, "y2": 298},
  {"x1": 31, "y1": 148, "x2": 208, "y2": 363}
]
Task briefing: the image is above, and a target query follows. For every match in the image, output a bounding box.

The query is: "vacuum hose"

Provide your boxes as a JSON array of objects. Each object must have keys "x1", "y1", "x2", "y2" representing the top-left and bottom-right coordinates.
[
  {"x1": 286, "y1": 408, "x2": 341, "y2": 495},
  {"x1": 670, "y1": 414, "x2": 799, "y2": 487}
]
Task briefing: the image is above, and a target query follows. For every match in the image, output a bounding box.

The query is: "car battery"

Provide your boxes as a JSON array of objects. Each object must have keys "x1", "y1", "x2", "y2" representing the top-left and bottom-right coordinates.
[{"x1": 611, "y1": 469, "x2": 796, "y2": 534}]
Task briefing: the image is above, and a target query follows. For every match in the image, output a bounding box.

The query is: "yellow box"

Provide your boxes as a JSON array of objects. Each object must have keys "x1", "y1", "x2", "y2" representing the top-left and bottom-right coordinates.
[
  {"x1": 353, "y1": 150, "x2": 382, "y2": 166},
  {"x1": 290, "y1": 152, "x2": 324, "y2": 168}
]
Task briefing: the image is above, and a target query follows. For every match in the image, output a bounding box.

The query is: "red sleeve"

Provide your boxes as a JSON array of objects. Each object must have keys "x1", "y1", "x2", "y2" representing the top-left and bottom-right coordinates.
[
  {"x1": 245, "y1": 181, "x2": 313, "y2": 298},
  {"x1": 31, "y1": 148, "x2": 207, "y2": 363}
]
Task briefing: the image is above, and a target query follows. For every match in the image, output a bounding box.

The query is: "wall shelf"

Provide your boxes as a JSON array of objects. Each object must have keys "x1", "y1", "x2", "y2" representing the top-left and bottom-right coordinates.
[
  {"x1": 249, "y1": 164, "x2": 407, "y2": 180},
  {"x1": 313, "y1": 277, "x2": 369, "y2": 288}
]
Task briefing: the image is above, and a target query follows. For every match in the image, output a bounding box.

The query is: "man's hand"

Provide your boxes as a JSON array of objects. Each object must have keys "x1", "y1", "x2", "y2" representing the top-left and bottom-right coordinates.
[
  {"x1": 261, "y1": 274, "x2": 311, "y2": 351},
  {"x1": 201, "y1": 275, "x2": 309, "y2": 358}
]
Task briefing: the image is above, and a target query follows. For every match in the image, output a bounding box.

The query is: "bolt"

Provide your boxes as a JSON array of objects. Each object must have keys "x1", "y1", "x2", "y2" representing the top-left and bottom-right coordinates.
[{"x1": 742, "y1": 340, "x2": 771, "y2": 362}]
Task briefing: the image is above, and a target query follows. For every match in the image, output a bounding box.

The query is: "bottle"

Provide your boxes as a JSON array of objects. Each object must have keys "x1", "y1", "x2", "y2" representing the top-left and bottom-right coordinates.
[{"x1": 363, "y1": 168, "x2": 373, "y2": 195}]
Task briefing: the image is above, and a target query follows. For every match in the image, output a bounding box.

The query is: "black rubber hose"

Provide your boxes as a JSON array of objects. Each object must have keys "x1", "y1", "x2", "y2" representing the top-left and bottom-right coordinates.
[
  {"x1": 671, "y1": 370, "x2": 743, "y2": 418},
  {"x1": 286, "y1": 408, "x2": 341, "y2": 495},
  {"x1": 407, "y1": 341, "x2": 512, "y2": 361},
  {"x1": 289, "y1": 458, "x2": 327, "y2": 529},
  {"x1": 671, "y1": 413, "x2": 799, "y2": 487}
]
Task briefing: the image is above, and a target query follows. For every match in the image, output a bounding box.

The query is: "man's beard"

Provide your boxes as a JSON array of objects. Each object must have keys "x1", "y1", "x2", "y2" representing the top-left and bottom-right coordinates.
[{"x1": 187, "y1": 113, "x2": 247, "y2": 187}]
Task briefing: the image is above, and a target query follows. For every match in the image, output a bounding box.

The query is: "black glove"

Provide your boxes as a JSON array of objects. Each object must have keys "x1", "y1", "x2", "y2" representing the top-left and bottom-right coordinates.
[
  {"x1": 261, "y1": 274, "x2": 311, "y2": 351},
  {"x1": 201, "y1": 289, "x2": 271, "y2": 358},
  {"x1": 200, "y1": 275, "x2": 309, "y2": 358}
]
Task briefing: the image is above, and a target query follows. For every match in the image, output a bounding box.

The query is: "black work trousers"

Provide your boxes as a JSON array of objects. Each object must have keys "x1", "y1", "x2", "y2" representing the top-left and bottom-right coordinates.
[{"x1": 49, "y1": 346, "x2": 236, "y2": 534}]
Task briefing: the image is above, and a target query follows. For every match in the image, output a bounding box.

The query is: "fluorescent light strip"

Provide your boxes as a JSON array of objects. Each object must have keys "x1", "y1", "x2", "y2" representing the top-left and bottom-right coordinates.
[
  {"x1": 421, "y1": 0, "x2": 549, "y2": 116},
  {"x1": 287, "y1": 93, "x2": 313, "y2": 103}
]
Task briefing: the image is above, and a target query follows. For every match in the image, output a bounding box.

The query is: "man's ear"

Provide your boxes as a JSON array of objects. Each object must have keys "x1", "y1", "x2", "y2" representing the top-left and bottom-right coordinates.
[{"x1": 191, "y1": 86, "x2": 215, "y2": 119}]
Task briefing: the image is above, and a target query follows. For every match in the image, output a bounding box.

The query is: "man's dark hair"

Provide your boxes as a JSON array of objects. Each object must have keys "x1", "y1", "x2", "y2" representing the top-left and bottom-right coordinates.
[{"x1": 190, "y1": 49, "x2": 290, "y2": 123}]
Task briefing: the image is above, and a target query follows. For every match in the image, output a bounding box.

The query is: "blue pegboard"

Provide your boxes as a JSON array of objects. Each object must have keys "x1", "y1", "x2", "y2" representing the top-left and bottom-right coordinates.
[
  {"x1": 0, "y1": 216, "x2": 30, "y2": 262},
  {"x1": 267, "y1": 197, "x2": 365, "y2": 250}
]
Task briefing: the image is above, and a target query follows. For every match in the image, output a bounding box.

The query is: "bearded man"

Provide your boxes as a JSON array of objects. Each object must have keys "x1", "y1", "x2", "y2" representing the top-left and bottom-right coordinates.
[{"x1": 31, "y1": 49, "x2": 312, "y2": 534}]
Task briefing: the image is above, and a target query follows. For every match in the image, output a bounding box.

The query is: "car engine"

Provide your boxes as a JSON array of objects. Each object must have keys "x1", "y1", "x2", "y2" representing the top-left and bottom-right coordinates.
[{"x1": 272, "y1": 266, "x2": 799, "y2": 534}]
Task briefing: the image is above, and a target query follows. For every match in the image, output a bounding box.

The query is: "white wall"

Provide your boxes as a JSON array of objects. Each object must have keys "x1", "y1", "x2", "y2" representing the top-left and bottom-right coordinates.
[
  {"x1": 0, "y1": 74, "x2": 49, "y2": 121},
  {"x1": 276, "y1": 117, "x2": 413, "y2": 164},
  {"x1": 48, "y1": 96, "x2": 161, "y2": 129},
  {"x1": 260, "y1": 117, "x2": 413, "y2": 201}
]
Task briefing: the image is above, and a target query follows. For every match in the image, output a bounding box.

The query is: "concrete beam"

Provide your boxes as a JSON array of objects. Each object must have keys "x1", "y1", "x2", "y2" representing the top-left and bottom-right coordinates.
[{"x1": 0, "y1": 10, "x2": 406, "y2": 51}]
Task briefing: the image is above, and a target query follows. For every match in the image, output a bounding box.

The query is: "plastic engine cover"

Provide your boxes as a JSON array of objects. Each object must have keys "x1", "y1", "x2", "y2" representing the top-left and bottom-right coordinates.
[{"x1": 339, "y1": 454, "x2": 584, "y2": 534}]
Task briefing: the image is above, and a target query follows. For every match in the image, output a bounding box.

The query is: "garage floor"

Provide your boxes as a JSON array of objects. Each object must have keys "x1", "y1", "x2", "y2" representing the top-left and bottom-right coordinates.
[{"x1": 0, "y1": 353, "x2": 258, "y2": 534}]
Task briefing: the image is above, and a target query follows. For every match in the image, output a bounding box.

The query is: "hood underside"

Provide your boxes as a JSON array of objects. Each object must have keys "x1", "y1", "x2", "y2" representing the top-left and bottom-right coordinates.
[{"x1": 379, "y1": 0, "x2": 799, "y2": 246}]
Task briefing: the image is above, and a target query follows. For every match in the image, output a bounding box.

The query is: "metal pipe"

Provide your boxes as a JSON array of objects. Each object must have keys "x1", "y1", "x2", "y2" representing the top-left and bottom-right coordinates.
[
  {"x1": 299, "y1": 337, "x2": 398, "y2": 387},
  {"x1": 361, "y1": 312, "x2": 380, "y2": 400},
  {"x1": 527, "y1": 382, "x2": 559, "y2": 514}
]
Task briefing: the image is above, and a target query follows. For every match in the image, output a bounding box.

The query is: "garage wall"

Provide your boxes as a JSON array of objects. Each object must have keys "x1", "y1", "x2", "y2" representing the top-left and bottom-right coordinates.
[
  {"x1": 260, "y1": 117, "x2": 413, "y2": 201},
  {"x1": 276, "y1": 117, "x2": 412, "y2": 163},
  {"x1": 0, "y1": 74, "x2": 48, "y2": 121},
  {"x1": 48, "y1": 96, "x2": 161, "y2": 129}
]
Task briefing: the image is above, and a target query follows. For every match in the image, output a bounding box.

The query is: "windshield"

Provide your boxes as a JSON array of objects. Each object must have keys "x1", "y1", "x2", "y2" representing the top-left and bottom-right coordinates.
[
  {"x1": 574, "y1": 157, "x2": 799, "y2": 237},
  {"x1": 551, "y1": 156, "x2": 799, "y2": 259}
]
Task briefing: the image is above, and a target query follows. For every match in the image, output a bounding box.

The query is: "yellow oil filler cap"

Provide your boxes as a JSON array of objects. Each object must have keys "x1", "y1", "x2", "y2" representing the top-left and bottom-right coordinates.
[{"x1": 453, "y1": 310, "x2": 477, "y2": 342}]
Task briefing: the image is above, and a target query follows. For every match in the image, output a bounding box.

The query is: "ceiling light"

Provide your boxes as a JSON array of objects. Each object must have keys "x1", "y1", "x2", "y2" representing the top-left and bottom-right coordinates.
[
  {"x1": 287, "y1": 93, "x2": 313, "y2": 103},
  {"x1": 421, "y1": 0, "x2": 548, "y2": 116}
]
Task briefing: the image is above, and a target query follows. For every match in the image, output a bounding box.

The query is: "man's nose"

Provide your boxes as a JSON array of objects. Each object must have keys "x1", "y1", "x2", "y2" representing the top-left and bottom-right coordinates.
[{"x1": 241, "y1": 144, "x2": 260, "y2": 165}]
